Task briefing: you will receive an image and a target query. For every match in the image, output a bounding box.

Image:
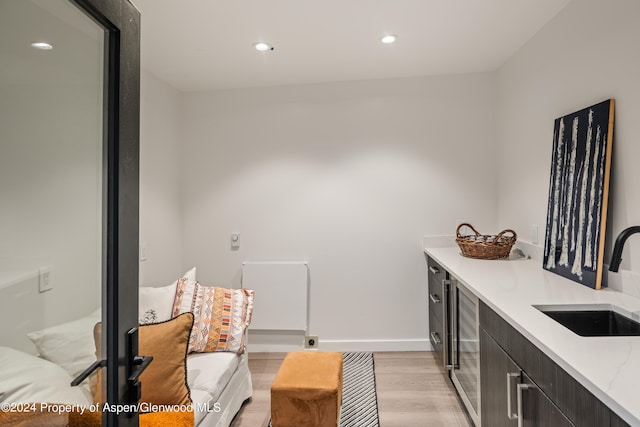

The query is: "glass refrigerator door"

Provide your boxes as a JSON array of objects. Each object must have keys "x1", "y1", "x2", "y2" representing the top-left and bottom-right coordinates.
[{"x1": 452, "y1": 280, "x2": 480, "y2": 425}]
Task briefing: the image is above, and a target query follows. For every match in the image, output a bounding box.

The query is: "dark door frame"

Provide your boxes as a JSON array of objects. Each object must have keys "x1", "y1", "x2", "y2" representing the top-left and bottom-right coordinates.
[{"x1": 69, "y1": 0, "x2": 140, "y2": 425}]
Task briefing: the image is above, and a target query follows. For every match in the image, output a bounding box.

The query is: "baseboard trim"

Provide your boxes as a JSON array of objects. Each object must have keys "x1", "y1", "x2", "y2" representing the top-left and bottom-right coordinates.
[
  {"x1": 247, "y1": 338, "x2": 431, "y2": 353},
  {"x1": 318, "y1": 339, "x2": 431, "y2": 352}
]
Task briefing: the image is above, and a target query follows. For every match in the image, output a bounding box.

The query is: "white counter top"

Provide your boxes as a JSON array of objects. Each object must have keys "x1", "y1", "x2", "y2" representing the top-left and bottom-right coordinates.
[{"x1": 424, "y1": 246, "x2": 640, "y2": 427}]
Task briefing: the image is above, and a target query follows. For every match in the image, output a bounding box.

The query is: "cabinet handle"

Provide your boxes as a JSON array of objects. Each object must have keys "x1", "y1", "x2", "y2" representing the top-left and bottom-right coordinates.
[
  {"x1": 430, "y1": 331, "x2": 441, "y2": 345},
  {"x1": 517, "y1": 382, "x2": 535, "y2": 427},
  {"x1": 442, "y1": 279, "x2": 452, "y2": 369},
  {"x1": 429, "y1": 293, "x2": 441, "y2": 304},
  {"x1": 506, "y1": 372, "x2": 520, "y2": 420},
  {"x1": 429, "y1": 266, "x2": 440, "y2": 274}
]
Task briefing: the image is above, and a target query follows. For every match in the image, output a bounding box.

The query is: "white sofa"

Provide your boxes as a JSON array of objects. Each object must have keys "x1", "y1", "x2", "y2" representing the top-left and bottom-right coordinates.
[
  {"x1": 1, "y1": 265, "x2": 253, "y2": 427},
  {"x1": 189, "y1": 351, "x2": 252, "y2": 426},
  {"x1": 137, "y1": 267, "x2": 254, "y2": 426},
  {"x1": 0, "y1": 345, "x2": 252, "y2": 427}
]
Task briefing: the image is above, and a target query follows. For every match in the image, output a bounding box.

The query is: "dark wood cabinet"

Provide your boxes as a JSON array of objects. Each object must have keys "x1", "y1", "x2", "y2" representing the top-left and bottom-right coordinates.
[
  {"x1": 480, "y1": 328, "x2": 519, "y2": 427},
  {"x1": 612, "y1": 413, "x2": 633, "y2": 427},
  {"x1": 426, "y1": 253, "x2": 634, "y2": 427},
  {"x1": 428, "y1": 258, "x2": 481, "y2": 424},
  {"x1": 520, "y1": 372, "x2": 573, "y2": 427},
  {"x1": 480, "y1": 301, "x2": 630, "y2": 427},
  {"x1": 481, "y1": 327, "x2": 573, "y2": 426}
]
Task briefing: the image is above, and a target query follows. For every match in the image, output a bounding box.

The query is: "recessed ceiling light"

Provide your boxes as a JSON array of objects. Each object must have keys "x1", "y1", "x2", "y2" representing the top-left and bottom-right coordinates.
[
  {"x1": 31, "y1": 42, "x2": 53, "y2": 50},
  {"x1": 380, "y1": 34, "x2": 398, "y2": 44},
  {"x1": 253, "y1": 42, "x2": 273, "y2": 52}
]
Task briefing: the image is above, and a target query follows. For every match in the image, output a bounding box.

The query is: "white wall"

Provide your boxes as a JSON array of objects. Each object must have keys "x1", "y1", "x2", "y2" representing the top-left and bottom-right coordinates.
[
  {"x1": 180, "y1": 74, "x2": 498, "y2": 349},
  {"x1": 0, "y1": 0, "x2": 103, "y2": 340},
  {"x1": 135, "y1": 0, "x2": 640, "y2": 348},
  {"x1": 139, "y1": 70, "x2": 184, "y2": 286},
  {"x1": 496, "y1": 0, "x2": 640, "y2": 281}
]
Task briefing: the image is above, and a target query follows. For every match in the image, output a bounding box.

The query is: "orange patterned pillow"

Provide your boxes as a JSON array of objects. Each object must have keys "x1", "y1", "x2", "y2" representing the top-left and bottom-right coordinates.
[{"x1": 172, "y1": 279, "x2": 254, "y2": 354}]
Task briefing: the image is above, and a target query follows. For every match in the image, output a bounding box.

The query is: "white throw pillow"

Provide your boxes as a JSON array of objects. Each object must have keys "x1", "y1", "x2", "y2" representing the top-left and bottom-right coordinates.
[
  {"x1": 0, "y1": 346, "x2": 93, "y2": 405},
  {"x1": 139, "y1": 267, "x2": 196, "y2": 323},
  {"x1": 26, "y1": 309, "x2": 100, "y2": 378}
]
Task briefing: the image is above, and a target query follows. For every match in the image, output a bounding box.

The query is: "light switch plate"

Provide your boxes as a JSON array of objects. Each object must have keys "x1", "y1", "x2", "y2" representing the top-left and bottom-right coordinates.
[
  {"x1": 139, "y1": 243, "x2": 148, "y2": 261},
  {"x1": 39, "y1": 266, "x2": 53, "y2": 293},
  {"x1": 231, "y1": 233, "x2": 240, "y2": 249}
]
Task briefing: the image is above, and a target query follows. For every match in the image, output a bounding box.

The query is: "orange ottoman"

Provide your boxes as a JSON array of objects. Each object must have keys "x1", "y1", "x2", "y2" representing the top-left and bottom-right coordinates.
[{"x1": 271, "y1": 351, "x2": 343, "y2": 427}]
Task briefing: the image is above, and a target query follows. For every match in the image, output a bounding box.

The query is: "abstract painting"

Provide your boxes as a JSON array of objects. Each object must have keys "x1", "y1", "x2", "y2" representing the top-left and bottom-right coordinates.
[{"x1": 543, "y1": 99, "x2": 614, "y2": 289}]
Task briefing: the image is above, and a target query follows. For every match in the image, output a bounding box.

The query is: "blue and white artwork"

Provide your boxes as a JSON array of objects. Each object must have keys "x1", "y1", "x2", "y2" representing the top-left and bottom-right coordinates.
[{"x1": 543, "y1": 99, "x2": 614, "y2": 289}]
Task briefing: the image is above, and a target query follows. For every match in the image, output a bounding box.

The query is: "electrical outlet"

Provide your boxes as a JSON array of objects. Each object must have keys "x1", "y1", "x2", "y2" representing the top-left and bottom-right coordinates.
[
  {"x1": 531, "y1": 224, "x2": 539, "y2": 245},
  {"x1": 305, "y1": 335, "x2": 318, "y2": 349}
]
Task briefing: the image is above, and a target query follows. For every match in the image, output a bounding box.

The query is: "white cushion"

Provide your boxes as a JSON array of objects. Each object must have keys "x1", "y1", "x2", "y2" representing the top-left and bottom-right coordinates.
[
  {"x1": 0, "y1": 346, "x2": 92, "y2": 405},
  {"x1": 190, "y1": 389, "x2": 215, "y2": 426},
  {"x1": 186, "y1": 352, "x2": 241, "y2": 402},
  {"x1": 26, "y1": 310, "x2": 100, "y2": 378},
  {"x1": 139, "y1": 267, "x2": 196, "y2": 323}
]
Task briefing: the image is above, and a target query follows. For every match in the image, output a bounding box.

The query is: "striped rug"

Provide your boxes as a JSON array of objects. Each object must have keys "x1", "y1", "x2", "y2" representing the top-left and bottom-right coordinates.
[
  {"x1": 268, "y1": 352, "x2": 380, "y2": 427},
  {"x1": 339, "y1": 352, "x2": 380, "y2": 427}
]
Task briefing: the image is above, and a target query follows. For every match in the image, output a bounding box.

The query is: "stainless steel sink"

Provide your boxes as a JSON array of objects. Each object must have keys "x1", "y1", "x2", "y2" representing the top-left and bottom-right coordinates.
[{"x1": 534, "y1": 304, "x2": 640, "y2": 337}]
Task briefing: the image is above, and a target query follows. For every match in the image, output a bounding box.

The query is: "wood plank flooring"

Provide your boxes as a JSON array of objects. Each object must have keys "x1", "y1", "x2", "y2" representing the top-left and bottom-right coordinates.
[{"x1": 230, "y1": 351, "x2": 471, "y2": 427}]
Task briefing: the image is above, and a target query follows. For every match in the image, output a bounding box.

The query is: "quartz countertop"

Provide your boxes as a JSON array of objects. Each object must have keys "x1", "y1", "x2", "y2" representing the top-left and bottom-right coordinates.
[{"x1": 424, "y1": 246, "x2": 640, "y2": 427}]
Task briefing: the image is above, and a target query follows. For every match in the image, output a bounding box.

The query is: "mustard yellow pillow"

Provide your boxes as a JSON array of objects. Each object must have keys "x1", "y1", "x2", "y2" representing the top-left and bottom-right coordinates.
[{"x1": 93, "y1": 312, "x2": 193, "y2": 408}]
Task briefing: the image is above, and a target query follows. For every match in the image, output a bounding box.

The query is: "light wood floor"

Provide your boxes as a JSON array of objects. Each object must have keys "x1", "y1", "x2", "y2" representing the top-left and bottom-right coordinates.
[{"x1": 230, "y1": 351, "x2": 471, "y2": 427}]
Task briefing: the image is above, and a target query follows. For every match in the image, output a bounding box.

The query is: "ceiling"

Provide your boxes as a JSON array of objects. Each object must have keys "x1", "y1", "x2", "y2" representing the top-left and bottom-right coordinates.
[{"x1": 131, "y1": 0, "x2": 571, "y2": 92}]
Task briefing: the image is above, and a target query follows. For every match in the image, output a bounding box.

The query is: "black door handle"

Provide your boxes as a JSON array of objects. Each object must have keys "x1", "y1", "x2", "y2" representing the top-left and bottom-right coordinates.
[
  {"x1": 71, "y1": 359, "x2": 106, "y2": 387},
  {"x1": 129, "y1": 355, "x2": 153, "y2": 383},
  {"x1": 71, "y1": 326, "x2": 154, "y2": 410},
  {"x1": 126, "y1": 327, "x2": 153, "y2": 406}
]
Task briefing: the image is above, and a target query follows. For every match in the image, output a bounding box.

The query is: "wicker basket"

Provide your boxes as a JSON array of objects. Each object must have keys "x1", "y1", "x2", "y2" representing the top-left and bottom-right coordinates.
[{"x1": 456, "y1": 223, "x2": 517, "y2": 260}]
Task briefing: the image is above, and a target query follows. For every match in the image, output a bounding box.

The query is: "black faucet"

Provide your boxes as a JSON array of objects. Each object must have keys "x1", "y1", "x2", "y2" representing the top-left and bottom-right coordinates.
[{"x1": 609, "y1": 226, "x2": 640, "y2": 272}]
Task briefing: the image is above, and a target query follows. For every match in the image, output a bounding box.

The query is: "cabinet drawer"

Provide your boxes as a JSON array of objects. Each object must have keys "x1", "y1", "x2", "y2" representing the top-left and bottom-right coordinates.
[
  {"x1": 428, "y1": 275, "x2": 445, "y2": 323},
  {"x1": 427, "y1": 256, "x2": 447, "y2": 325},
  {"x1": 427, "y1": 256, "x2": 446, "y2": 284},
  {"x1": 429, "y1": 309, "x2": 445, "y2": 367}
]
